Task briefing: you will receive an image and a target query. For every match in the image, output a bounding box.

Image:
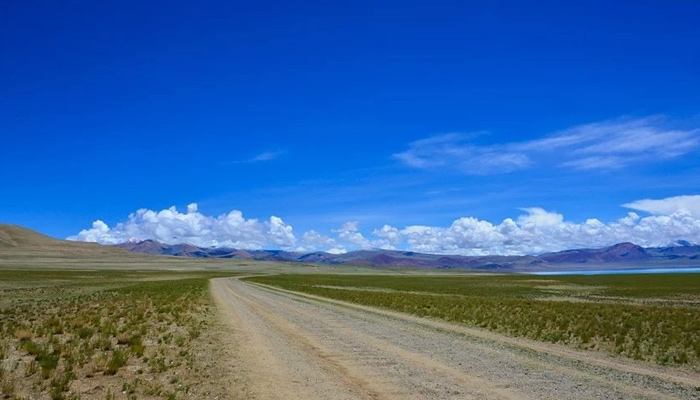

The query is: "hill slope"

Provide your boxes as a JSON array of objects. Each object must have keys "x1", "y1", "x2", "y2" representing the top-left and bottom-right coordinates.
[{"x1": 0, "y1": 224, "x2": 138, "y2": 260}]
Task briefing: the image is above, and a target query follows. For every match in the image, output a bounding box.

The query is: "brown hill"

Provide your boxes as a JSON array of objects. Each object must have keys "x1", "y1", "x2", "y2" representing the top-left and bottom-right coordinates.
[{"x1": 0, "y1": 224, "x2": 138, "y2": 260}]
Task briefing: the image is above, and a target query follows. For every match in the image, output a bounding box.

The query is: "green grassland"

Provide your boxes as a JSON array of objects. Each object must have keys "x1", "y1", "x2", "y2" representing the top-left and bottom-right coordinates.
[
  {"x1": 0, "y1": 269, "x2": 237, "y2": 400},
  {"x1": 0, "y1": 256, "x2": 382, "y2": 400},
  {"x1": 247, "y1": 273, "x2": 700, "y2": 369}
]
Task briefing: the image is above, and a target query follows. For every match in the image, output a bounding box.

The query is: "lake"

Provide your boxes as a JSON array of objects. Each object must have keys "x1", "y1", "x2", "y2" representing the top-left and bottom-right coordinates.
[{"x1": 530, "y1": 267, "x2": 700, "y2": 276}]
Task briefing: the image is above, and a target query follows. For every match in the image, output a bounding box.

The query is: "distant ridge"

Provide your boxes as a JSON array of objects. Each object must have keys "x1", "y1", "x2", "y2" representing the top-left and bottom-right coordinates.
[
  {"x1": 538, "y1": 242, "x2": 651, "y2": 264},
  {"x1": 3, "y1": 224, "x2": 699, "y2": 271},
  {"x1": 115, "y1": 237, "x2": 700, "y2": 271}
]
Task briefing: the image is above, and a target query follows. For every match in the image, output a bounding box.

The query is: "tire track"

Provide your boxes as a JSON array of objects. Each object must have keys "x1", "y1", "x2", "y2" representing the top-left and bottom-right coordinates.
[
  {"x1": 251, "y1": 280, "x2": 700, "y2": 392},
  {"x1": 212, "y1": 278, "x2": 699, "y2": 400},
  {"x1": 225, "y1": 281, "x2": 523, "y2": 400}
]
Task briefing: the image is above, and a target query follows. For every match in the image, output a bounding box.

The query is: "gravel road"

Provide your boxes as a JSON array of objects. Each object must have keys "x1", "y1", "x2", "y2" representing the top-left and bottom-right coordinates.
[{"x1": 211, "y1": 277, "x2": 700, "y2": 400}]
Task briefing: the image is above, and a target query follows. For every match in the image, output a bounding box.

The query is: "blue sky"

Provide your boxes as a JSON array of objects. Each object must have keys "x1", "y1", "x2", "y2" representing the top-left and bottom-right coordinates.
[{"x1": 2, "y1": 1, "x2": 700, "y2": 254}]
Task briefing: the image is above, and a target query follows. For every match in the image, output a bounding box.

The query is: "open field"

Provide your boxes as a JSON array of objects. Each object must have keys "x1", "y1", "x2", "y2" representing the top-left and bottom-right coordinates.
[
  {"x1": 0, "y1": 244, "x2": 393, "y2": 400},
  {"x1": 247, "y1": 273, "x2": 700, "y2": 369},
  {"x1": 3, "y1": 240, "x2": 700, "y2": 400},
  {"x1": 0, "y1": 269, "x2": 241, "y2": 400}
]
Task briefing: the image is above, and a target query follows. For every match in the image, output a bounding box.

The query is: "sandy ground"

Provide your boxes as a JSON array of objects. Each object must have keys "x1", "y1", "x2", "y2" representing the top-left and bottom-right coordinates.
[{"x1": 211, "y1": 277, "x2": 700, "y2": 400}]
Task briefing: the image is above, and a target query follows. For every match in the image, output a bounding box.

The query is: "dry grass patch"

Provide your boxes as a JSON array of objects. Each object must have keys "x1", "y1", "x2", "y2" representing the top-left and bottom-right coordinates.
[{"x1": 0, "y1": 270, "x2": 236, "y2": 399}]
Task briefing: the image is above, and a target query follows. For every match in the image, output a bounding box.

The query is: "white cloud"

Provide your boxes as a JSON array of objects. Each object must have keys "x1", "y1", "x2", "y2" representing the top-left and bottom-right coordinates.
[
  {"x1": 561, "y1": 156, "x2": 624, "y2": 170},
  {"x1": 370, "y1": 225, "x2": 403, "y2": 250},
  {"x1": 250, "y1": 150, "x2": 284, "y2": 162},
  {"x1": 393, "y1": 133, "x2": 531, "y2": 175},
  {"x1": 72, "y1": 220, "x2": 111, "y2": 243},
  {"x1": 372, "y1": 224, "x2": 402, "y2": 242},
  {"x1": 267, "y1": 216, "x2": 296, "y2": 247},
  {"x1": 334, "y1": 221, "x2": 371, "y2": 249},
  {"x1": 69, "y1": 204, "x2": 296, "y2": 250},
  {"x1": 301, "y1": 230, "x2": 335, "y2": 246},
  {"x1": 326, "y1": 247, "x2": 348, "y2": 255},
  {"x1": 228, "y1": 149, "x2": 286, "y2": 164},
  {"x1": 295, "y1": 230, "x2": 336, "y2": 252},
  {"x1": 333, "y1": 221, "x2": 359, "y2": 232},
  {"x1": 70, "y1": 195, "x2": 700, "y2": 255},
  {"x1": 623, "y1": 195, "x2": 700, "y2": 219},
  {"x1": 394, "y1": 116, "x2": 699, "y2": 174},
  {"x1": 517, "y1": 207, "x2": 564, "y2": 227},
  {"x1": 394, "y1": 205, "x2": 700, "y2": 255}
]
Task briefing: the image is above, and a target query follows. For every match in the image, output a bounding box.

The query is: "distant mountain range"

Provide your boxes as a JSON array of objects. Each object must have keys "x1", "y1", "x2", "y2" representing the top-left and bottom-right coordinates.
[
  {"x1": 3, "y1": 223, "x2": 699, "y2": 272},
  {"x1": 115, "y1": 239, "x2": 700, "y2": 272}
]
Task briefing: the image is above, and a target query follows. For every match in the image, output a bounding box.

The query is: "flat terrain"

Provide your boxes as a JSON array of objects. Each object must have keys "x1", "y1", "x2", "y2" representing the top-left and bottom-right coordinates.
[
  {"x1": 0, "y1": 269, "x2": 238, "y2": 399},
  {"x1": 3, "y1": 225, "x2": 700, "y2": 400},
  {"x1": 213, "y1": 277, "x2": 700, "y2": 400}
]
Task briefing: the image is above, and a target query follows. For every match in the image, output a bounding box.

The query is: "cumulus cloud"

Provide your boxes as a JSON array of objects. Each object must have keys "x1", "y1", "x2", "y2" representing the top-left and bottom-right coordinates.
[
  {"x1": 371, "y1": 225, "x2": 403, "y2": 250},
  {"x1": 335, "y1": 221, "x2": 359, "y2": 232},
  {"x1": 394, "y1": 206, "x2": 700, "y2": 256},
  {"x1": 516, "y1": 207, "x2": 565, "y2": 228},
  {"x1": 73, "y1": 220, "x2": 111, "y2": 243},
  {"x1": 69, "y1": 203, "x2": 296, "y2": 250},
  {"x1": 70, "y1": 195, "x2": 700, "y2": 255},
  {"x1": 333, "y1": 221, "x2": 372, "y2": 249},
  {"x1": 296, "y1": 230, "x2": 336, "y2": 252},
  {"x1": 394, "y1": 116, "x2": 699, "y2": 174}
]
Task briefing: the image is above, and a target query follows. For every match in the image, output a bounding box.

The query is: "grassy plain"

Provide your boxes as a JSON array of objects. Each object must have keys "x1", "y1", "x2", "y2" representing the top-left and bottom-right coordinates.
[
  {"x1": 4, "y1": 222, "x2": 699, "y2": 395},
  {"x1": 247, "y1": 273, "x2": 700, "y2": 369},
  {"x1": 0, "y1": 246, "x2": 384, "y2": 400},
  {"x1": 0, "y1": 269, "x2": 238, "y2": 400}
]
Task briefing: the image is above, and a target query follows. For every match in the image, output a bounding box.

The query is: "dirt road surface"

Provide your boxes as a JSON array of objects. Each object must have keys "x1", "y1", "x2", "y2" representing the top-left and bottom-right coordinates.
[{"x1": 211, "y1": 277, "x2": 700, "y2": 400}]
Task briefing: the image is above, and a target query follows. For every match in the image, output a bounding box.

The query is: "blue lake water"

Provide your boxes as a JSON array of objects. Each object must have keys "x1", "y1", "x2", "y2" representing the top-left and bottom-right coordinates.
[{"x1": 530, "y1": 267, "x2": 700, "y2": 276}]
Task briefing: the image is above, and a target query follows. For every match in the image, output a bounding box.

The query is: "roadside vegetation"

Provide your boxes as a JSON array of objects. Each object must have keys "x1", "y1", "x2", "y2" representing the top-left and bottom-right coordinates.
[
  {"x1": 0, "y1": 269, "x2": 235, "y2": 400},
  {"x1": 247, "y1": 273, "x2": 700, "y2": 369}
]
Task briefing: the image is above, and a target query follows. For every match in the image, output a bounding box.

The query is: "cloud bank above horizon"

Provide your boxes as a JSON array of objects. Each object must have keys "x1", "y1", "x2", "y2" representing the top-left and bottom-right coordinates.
[{"x1": 69, "y1": 195, "x2": 700, "y2": 256}]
